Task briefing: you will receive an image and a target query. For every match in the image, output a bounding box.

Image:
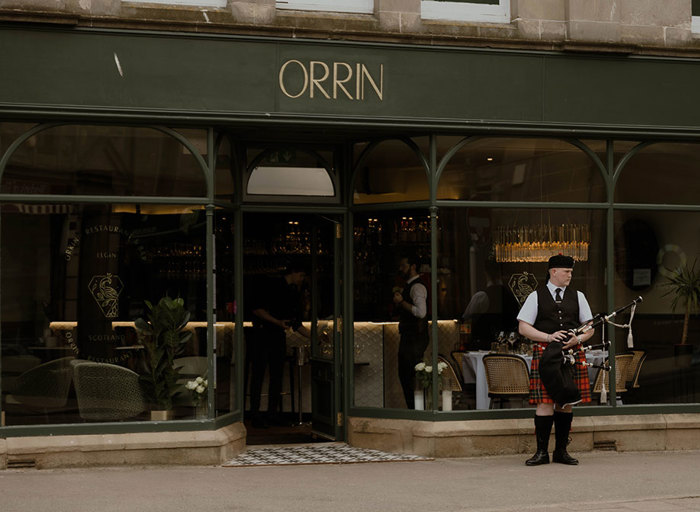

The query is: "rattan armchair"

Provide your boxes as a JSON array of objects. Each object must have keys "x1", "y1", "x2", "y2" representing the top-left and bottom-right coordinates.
[
  {"x1": 626, "y1": 350, "x2": 647, "y2": 389},
  {"x1": 591, "y1": 354, "x2": 634, "y2": 404},
  {"x1": 481, "y1": 353, "x2": 530, "y2": 409},
  {"x1": 71, "y1": 360, "x2": 146, "y2": 421},
  {"x1": 4, "y1": 356, "x2": 74, "y2": 413}
]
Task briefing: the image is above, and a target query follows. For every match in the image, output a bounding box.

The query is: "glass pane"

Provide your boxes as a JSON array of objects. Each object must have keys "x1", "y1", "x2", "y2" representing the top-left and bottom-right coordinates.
[
  {"x1": 214, "y1": 209, "x2": 236, "y2": 416},
  {"x1": 215, "y1": 137, "x2": 234, "y2": 202},
  {"x1": 615, "y1": 142, "x2": 700, "y2": 205},
  {"x1": 614, "y1": 209, "x2": 700, "y2": 406},
  {"x1": 1, "y1": 125, "x2": 207, "y2": 197},
  {"x1": 248, "y1": 167, "x2": 334, "y2": 196},
  {"x1": 436, "y1": 207, "x2": 606, "y2": 411},
  {"x1": 437, "y1": 137, "x2": 606, "y2": 202},
  {"x1": 246, "y1": 147, "x2": 335, "y2": 199},
  {"x1": 353, "y1": 209, "x2": 433, "y2": 409},
  {"x1": 353, "y1": 138, "x2": 429, "y2": 204},
  {"x1": 0, "y1": 122, "x2": 35, "y2": 161},
  {"x1": 1, "y1": 203, "x2": 208, "y2": 425}
]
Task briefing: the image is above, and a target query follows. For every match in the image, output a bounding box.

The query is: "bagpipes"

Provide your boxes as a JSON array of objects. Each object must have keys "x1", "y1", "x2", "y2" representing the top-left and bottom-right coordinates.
[{"x1": 539, "y1": 296, "x2": 643, "y2": 406}]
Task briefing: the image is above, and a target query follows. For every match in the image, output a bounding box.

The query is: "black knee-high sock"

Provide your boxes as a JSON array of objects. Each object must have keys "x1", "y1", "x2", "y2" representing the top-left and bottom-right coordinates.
[
  {"x1": 553, "y1": 410, "x2": 573, "y2": 452},
  {"x1": 534, "y1": 415, "x2": 554, "y2": 452}
]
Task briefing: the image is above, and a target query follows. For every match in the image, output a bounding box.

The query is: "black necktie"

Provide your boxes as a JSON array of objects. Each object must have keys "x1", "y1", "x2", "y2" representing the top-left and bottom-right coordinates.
[{"x1": 555, "y1": 288, "x2": 562, "y2": 303}]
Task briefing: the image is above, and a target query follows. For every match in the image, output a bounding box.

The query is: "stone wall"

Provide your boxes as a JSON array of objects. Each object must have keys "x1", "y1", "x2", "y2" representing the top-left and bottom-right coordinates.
[{"x1": 1, "y1": 0, "x2": 700, "y2": 55}]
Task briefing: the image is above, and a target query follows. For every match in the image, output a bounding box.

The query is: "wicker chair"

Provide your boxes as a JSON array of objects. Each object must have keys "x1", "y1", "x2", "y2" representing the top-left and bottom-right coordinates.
[
  {"x1": 481, "y1": 354, "x2": 530, "y2": 409},
  {"x1": 71, "y1": 360, "x2": 146, "y2": 421},
  {"x1": 591, "y1": 354, "x2": 634, "y2": 404},
  {"x1": 626, "y1": 350, "x2": 647, "y2": 389},
  {"x1": 4, "y1": 356, "x2": 74, "y2": 413}
]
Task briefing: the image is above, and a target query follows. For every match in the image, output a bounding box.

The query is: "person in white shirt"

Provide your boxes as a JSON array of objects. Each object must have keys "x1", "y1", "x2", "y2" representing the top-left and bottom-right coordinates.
[
  {"x1": 393, "y1": 254, "x2": 429, "y2": 409},
  {"x1": 517, "y1": 254, "x2": 594, "y2": 466}
]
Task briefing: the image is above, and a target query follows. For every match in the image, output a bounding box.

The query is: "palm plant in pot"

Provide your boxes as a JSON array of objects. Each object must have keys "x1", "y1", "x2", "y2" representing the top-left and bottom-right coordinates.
[
  {"x1": 134, "y1": 296, "x2": 192, "y2": 419},
  {"x1": 662, "y1": 260, "x2": 700, "y2": 366}
]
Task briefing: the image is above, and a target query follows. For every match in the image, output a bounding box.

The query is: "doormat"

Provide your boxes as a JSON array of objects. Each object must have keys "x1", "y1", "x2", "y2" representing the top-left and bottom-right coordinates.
[{"x1": 222, "y1": 443, "x2": 432, "y2": 467}]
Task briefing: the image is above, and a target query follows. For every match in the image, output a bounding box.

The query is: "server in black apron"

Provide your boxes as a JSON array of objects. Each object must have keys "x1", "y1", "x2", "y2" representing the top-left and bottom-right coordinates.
[{"x1": 393, "y1": 254, "x2": 429, "y2": 409}]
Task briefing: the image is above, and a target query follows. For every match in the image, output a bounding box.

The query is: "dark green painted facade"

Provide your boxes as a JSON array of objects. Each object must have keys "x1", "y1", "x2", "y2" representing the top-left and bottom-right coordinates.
[{"x1": 1, "y1": 26, "x2": 700, "y2": 134}]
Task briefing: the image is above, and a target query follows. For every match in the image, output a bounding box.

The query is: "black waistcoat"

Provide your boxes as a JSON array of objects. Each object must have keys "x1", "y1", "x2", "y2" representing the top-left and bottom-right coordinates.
[
  {"x1": 533, "y1": 286, "x2": 580, "y2": 334},
  {"x1": 399, "y1": 278, "x2": 428, "y2": 334}
]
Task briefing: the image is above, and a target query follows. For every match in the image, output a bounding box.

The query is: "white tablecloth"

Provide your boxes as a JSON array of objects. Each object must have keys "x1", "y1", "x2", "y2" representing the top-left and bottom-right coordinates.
[{"x1": 460, "y1": 350, "x2": 606, "y2": 410}]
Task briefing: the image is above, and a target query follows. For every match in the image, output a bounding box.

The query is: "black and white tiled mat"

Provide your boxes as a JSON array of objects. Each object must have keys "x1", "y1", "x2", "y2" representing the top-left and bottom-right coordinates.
[{"x1": 223, "y1": 443, "x2": 432, "y2": 467}]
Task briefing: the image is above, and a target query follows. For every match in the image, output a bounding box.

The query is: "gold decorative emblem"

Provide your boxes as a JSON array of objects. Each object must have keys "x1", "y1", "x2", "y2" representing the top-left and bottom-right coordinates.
[
  {"x1": 508, "y1": 271, "x2": 539, "y2": 305},
  {"x1": 88, "y1": 273, "x2": 123, "y2": 318}
]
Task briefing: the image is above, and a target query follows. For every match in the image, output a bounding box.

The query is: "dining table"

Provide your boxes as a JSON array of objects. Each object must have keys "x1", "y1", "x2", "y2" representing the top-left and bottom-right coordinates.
[{"x1": 460, "y1": 349, "x2": 607, "y2": 410}]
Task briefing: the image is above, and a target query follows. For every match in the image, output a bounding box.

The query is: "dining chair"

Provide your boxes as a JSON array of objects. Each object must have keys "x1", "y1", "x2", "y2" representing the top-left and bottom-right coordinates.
[
  {"x1": 71, "y1": 360, "x2": 146, "y2": 421},
  {"x1": 4, "y1": 356, "x2": 75, "y2": 413},
  {"x1": 481, "y1": 353, "x2": 530, "y2": 409},
  {"x1": 444, "y1": 352, "x2": 477, "y2": 409},
  {"x1": 592, "y1": 354, "x2": 634, "y2": 404},
  {"x1": 626, "y1": 350, "x2": 647, "y2": 389}
]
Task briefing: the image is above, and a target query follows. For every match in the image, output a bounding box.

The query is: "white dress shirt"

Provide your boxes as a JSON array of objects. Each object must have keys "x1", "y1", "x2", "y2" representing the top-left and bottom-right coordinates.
[
  {"x1": 405, "y1": 275, "x2": 427, "y2": 319},
  {"x1": 516, "y1": 281, "x2": 593, "y2": 326}
]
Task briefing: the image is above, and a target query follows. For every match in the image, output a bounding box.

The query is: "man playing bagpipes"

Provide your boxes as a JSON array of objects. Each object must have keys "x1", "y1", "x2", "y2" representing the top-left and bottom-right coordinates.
[{"x1": 517, "y1": 254, "x2": 594, "y2": 466}]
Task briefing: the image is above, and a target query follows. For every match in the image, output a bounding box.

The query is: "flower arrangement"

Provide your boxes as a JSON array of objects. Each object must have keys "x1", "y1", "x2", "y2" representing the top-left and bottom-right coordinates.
[
  {"x1": 414, "y1": 360, "x2": 448, "y2": 389},
  {"x1": 185, "y1": 376, "x2": 208, "y2": 406}
]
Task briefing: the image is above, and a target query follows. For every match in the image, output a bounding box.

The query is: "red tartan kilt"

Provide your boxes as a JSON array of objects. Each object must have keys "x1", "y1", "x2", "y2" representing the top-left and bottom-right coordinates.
[{"x1": 529, "y1": 343, "x2": 591, "y2": 405}]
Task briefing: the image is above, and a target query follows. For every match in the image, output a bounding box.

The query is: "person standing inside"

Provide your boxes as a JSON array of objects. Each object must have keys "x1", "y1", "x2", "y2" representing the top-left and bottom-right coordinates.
[
  {"x1": 249, "y1": 262, "x2": 310, "y2": 428},
  {"x1": 393, "y1": 254, "x2": 429, "y2": 409},
  {"x1": 517, "y1": 254, "x2": 594, "y2": 466}
]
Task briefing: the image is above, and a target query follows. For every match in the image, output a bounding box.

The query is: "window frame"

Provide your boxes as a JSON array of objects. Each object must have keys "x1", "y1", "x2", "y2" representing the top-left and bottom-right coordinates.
[
  {"x1": 421, "y1": 0, "x2": 510, "y2": 23},
  {"x1": 276, "y1": 0, "x2": 374, "y2": 15}
]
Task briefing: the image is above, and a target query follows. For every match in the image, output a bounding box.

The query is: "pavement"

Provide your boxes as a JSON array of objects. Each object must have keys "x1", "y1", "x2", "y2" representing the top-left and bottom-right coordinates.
[{"x1": 1, "y1": 447, "x2": 700, "y2": 512}]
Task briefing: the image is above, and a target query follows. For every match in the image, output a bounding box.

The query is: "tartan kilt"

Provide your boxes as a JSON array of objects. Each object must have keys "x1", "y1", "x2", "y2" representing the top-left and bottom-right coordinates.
[{"x1": 529, "y1": 343, "x2": 591, "y2": 405}]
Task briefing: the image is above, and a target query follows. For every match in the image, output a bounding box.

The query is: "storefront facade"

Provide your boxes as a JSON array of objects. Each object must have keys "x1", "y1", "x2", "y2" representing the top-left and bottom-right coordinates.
[{"x1": 1, "y1": 24, "x2": 699, "y2": 466}]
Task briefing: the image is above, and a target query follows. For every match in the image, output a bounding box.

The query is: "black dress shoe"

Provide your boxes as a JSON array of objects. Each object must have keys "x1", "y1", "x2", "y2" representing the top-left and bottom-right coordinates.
[
  {"x1": 552, "y1": 450, "x2": 578, "y2": 465},
  {"x1": 525, "y1": 450, "x2": 550, "y2": 466}
]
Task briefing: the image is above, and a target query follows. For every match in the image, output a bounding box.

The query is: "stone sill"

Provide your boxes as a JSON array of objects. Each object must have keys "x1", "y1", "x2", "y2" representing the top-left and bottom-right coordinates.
[
  {"x1": 0, "y1": 423, "x2": 246, "y2": 470},
  {"x1": 348, "y1": 413, "x2": 700, "y2": 458}
]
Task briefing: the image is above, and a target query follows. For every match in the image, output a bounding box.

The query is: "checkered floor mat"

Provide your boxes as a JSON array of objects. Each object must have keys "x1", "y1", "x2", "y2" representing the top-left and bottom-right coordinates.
[{"x1": 223, "y1": 443, "x2": 432, "y2": 467}]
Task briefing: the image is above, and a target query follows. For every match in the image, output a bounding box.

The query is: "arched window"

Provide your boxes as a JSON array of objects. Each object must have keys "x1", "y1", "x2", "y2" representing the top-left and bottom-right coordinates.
[
  {"x1": 245, "y1": 147, "x2": 336, "y2": 200},
  {"x1": 437, "y1": 137, "x2": 606, "y2": 203},
  {"x1": 353, "y1": 138, "x2": 429, "y2": 204},
  {"x1": 615, "y1": 142, "x2": 700, "y2": 205},
  {"x1": 1, "y1": 125, "x2": 208, "y2": 197}
]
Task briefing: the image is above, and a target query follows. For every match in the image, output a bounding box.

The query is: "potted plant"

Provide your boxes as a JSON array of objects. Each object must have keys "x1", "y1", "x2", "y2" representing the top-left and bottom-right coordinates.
[
  {"x1": 135, "y1": 296, "x2": 192, "y2": 419},
  {"x1": 662, "y1": 260, "x2": 700, "y2": 367}
]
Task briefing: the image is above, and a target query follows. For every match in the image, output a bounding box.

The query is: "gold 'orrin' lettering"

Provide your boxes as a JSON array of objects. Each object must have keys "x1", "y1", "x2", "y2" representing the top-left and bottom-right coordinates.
[{"x1": 279, "y1": 59, "x2": 383, "y2": 101}]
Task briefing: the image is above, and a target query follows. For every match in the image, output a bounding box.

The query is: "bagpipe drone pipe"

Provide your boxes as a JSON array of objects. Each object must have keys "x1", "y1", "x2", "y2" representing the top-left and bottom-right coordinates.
[{"x1": 539, "y1": 296, "x2": 643, "y2": 406}]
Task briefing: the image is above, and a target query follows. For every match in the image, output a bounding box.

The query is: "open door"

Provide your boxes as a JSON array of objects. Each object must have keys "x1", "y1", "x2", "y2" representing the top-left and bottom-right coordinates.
[
  {"x1": 242, "y1": 212, "x2": 343, "y2": 442},
  {"x1": 309, "y1": 215, "x2": 343, "y2": 440}
]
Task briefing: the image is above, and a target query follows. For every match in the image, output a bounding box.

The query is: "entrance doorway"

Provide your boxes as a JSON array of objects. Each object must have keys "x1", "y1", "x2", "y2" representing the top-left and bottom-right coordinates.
[{"x1": 242, "y1": 212, "x2": 343, "y2": 444}]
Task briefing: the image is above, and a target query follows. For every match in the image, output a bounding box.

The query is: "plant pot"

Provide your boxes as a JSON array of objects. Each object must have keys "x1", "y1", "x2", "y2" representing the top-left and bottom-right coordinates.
[
  {"x1": 150, "y1": 409, "x2": 174, "y2": 421},
  {"x1": 674, "y1": 344, "x2": 693, "y2": 368}
]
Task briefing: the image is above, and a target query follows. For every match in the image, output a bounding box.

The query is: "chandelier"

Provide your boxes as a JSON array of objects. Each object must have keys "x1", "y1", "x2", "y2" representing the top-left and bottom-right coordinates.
[{"x1": 493, "y1": 224, "x2": 590, "y2": 263}]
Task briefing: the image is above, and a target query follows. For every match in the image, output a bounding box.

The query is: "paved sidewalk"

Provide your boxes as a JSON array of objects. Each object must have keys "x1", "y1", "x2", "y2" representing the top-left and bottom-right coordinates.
[{"x1": 1, "y1": 448, "x2": 699, "y2": 512}]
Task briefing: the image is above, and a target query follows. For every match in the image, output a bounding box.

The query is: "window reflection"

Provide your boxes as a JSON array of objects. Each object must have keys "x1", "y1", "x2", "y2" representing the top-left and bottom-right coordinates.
[
  {"x1": 1, "y1": 125, "x2": 207, "y2": 197},
  {"x1": 353, "y1": 138, "x2": 429, "y2": 204},
  {"x1": 616, "y1": 142, "x2": 700, "y2": 205},
  {"x1": 437, "y1": 137, "x2": 606, "y2": 202},
  {"x1": 353, "y1": 210, "x2": 432, "y2": 409},
  {"x1": 614, "y1": 210, "x2": 700, "y2": 406},
  {"x1": 0, "y1": 203, "x2": 210, "y2": 425}
]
